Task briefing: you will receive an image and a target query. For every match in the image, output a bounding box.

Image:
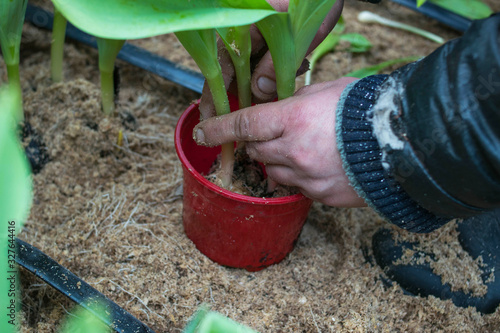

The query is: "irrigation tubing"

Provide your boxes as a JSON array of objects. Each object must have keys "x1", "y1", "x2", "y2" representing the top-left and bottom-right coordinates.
[
  {"x1": 16, "y1": 238, "x2": 157, "y2": 333},
  {"x1": 389, "y1": 0, "x2": 472, "y2": 33},
  {"x1": 25, "y1": 4, "x2": 205, "y2": 94}
]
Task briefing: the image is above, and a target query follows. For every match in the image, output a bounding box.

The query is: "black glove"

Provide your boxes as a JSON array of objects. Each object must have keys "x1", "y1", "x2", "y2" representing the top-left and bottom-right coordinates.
[{"x1": 372, "y1": 208, "x2": 500, "y2": 314}]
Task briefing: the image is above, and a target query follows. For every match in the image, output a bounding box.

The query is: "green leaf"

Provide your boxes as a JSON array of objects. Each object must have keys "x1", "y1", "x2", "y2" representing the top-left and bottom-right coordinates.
[
  {"x1": 175, "y1": 29, "x2": 219, "y2": 86},
  {"x1": 346, "y1": 56, "x2": 422, "y2": 78},
  {"x1": 60, "y1": 303, "x2": 110, "y2": 333},
  {"x1": 218, "y1": 25, "x2": 252, "y2": 108},
  {"x1": 305, "y1": 18, "x2": 345, "y2": 85},
  {"x1": 184, "y1": 306, "x2": 258, "y2": 333},
  {"x1": 0, "y1": 0, "x2": 28, "y2": 65},
  {"x1": 289, "y1": 0, "x2": 338, "y2": 68},
  {"x1": 257, "y1": 0, "x2": 339, "y2": 99},
  {"x1": 416, "y1": 0, "x2": 427, "y2": 7},
  {"x1": 428, "y1": 0, "x2": 492, "y2": 20},
  {"x1": 256, "y1": 12, "x2": 296, "y2": 100},
  {"x1": 0, "y1": 0, "x2": 28, "y2": 97},
  {"x1": 339, "y1": 33, "x2": 372, "y2": 53},
  {"x1": 0, "y1": 85, "x2": 32, "y2": 333},
  {"x1": 358, "y1": 11, "x2": 444, "y2": 44},
  {"x1": 0, "y1": 85, "x2": 32, "y2": 225},
  {"x1": 175, "y1": 29, "x2": 231, "y2": 115},
  {"x1": 308, "y1": 16, "x2": 345, "y2": 69},
  {"x1": 52, "y1": 0, "x2": 276, "y2": 40}
]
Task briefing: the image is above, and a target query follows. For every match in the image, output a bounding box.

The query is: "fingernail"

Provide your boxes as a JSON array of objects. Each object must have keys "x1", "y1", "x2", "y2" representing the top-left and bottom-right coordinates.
[
  {"x1": 257, "y1": 76, "x2": 276, "y2": 95},
  {"x1": 194, "y1": 127, "x2": 205, "y2": 144}
]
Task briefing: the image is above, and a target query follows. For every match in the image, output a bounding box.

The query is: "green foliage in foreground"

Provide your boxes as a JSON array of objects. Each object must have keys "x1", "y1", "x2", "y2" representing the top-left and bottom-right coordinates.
[
  {"x1": 51, "y1": 0, "x2": 276, "y2": 40},
  {"x1": 346, "y1": 56, "x2": 422, "y2": 78},
  {"x1": 417, "y1": 0, "x2": 492, "y2": 20},
  {"x1": 256, "y1": 0, "x2": 338, "y2": 99},
  {"x1": 0, "y1": 85, "x2": 32, "y2": 333},
  {"x1": 306, "y1": 17, "x2": 372, "y2": 85},
  {"x1": 0, "y1": 0, "x2": 28, "y2": 97},
  {"x1": 59, "y1": 304, "x2": 110, "y2": 333},
  {"x1": 184, "y1": 306, "x2": 258, "y2": 333}
]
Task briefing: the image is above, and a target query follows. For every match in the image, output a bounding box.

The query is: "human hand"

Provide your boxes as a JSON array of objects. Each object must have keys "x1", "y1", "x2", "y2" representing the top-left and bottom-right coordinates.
[
  {"x1": 198, "y1": 0, "x2": 345, "y2": 120},
  {"x1": 194, "y1": 77, "x2": 367, "y2": 207}
]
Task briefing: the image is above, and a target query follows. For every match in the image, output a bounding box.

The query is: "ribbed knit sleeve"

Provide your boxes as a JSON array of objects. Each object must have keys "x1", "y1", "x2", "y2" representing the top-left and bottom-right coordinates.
[{"x1": 335, "y1": 76, "x2": 449, "y2": 233}]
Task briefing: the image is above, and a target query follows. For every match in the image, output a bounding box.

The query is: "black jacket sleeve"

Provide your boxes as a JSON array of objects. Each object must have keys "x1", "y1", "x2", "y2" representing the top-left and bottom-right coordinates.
[{"x1": 336, "y1": 14, "x2": 500, "y2": 232}]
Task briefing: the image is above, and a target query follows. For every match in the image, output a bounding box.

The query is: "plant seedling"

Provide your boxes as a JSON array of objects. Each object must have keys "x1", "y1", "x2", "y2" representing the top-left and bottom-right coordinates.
[
  {"x1": 0, "y1": 0, "x2": 28, "y2": 101},
  {"x1": 217, "y1": 25, "x2": 253, "y2": 110},
  {"x1": 174, "y1": 0, "x2": 276, "y2": 188},
  {"x1": 357, "y1": 11, "x2": 444, "y2": 44},
  {"x1": 305, "y1": 17, "x2": 372, "y2": 85},
  {"x1": 175, "y1": 29, "x2": 236, "y2": 187},
  {"x1": 346, "y1": 55, "x2": 422, "y2": 78},
  {"x1": 256, "y1": 0, "x2": 338, "y2": 100},
  {"x1": 50, "y1": 7, "x2": 67, "y2": 83},
  {"x1": 96, "y1": 38, "x2": 125, "y2": 116},
  {"x1": 51, "y1": 0, "x2": 276, "y2": 187}
]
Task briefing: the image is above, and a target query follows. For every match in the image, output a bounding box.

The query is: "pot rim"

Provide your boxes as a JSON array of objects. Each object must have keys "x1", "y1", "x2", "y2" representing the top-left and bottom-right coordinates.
[{"x1": 175, "y1": 101, "x2": 310, "y2": 205}]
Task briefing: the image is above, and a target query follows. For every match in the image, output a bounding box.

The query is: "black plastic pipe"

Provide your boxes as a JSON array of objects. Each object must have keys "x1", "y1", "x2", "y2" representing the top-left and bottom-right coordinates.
[
  {"x1": 16, "y1": 238, "x2": 156, "y2": 333},
  {"x1": 389, "y1": 0, "x2": 472, "y2": 33},
  {"x1": 25, "y1": 4, "x2": 205, "y2": 94}
]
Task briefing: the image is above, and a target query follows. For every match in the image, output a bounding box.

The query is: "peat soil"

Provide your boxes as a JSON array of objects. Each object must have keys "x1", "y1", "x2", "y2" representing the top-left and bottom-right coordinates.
[{"x1": 3, "y1": 0, "x2": 500, "y2": 332}]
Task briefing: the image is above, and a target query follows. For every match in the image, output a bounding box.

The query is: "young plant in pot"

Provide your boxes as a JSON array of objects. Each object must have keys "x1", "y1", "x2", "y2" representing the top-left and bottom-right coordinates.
[
  {"x1": 175, "y1": 0, "x2": 339, "y2": 271},
  {"x1": 49, "y1": 0, "x2": 293, "y2": 270}
]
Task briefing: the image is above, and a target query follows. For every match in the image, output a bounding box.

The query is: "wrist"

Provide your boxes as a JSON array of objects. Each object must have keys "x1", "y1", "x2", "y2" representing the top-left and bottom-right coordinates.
[{"x1": 335, "y1": 75, "x2": 449, "y2": 233}]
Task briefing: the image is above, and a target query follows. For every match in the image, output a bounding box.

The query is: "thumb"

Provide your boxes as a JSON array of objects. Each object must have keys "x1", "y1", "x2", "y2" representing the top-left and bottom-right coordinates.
[
  {"x1": 251, "y1": 51, "x2": 278, "y2": 102},
  {"x1": 250, "y1": 51, "x2": 309, "y2": 102}
]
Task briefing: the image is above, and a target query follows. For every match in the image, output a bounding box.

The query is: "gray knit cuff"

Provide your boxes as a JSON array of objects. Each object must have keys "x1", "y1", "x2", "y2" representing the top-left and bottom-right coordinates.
[{"x1": 336, "y1": 75, "x2": 449, "y2": 233}]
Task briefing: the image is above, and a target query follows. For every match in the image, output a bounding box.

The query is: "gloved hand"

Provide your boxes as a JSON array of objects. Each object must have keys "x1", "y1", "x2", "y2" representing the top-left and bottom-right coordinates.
[{"x1": 372, "y1": 208, "x2": 500, "y2": 314}]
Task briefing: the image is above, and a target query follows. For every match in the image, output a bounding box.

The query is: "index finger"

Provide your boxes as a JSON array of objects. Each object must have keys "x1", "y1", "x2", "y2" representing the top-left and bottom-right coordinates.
[{"x1": 193, "y1": 100, "x2": 290, "y2": 147}]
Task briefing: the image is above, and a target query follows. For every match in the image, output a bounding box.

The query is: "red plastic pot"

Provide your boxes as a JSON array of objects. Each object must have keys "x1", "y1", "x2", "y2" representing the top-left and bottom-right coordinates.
[{"x1": 174, "y1": 98, "x2": 313, "y2": 271}]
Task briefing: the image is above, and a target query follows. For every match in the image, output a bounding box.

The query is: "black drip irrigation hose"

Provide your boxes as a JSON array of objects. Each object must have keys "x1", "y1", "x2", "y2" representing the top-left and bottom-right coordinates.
[
  {"x1": 16, "y1": 238, "x2": 156, "y2": 333},
  {"x1": 389, "y1": 0, "x2": 472, "y2": 33},
  {"x1": 25, "y1": 4, "x2": 205, "y2": 94}
]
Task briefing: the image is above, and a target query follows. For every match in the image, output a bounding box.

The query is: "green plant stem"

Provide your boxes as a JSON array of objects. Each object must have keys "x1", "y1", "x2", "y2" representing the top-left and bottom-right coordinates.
[
  {"x1": 234, "y1": 61, "x2": 251, "y2": 109},
  {"x1": 176, "y1": 29, "x2": 235, "y2": 188},
  {"x1": 205, "y1": 72, "x2": 234, "y2": 188},
  {"x1": 51, "y1": 8, "x2": 67, "y2": 83},
  {"x1": 100, "y1": 69, "x2": 115, "y2": 116},
  {"x1": 218, "y1": 25, "x2": 252, "y2": 109},
  {"x1": 256, "y1": 14, "x2": 296, "y2": 100},
  {"x1": 6, "y1": 63, "x2": 22, "y2": 105},
  {"x1": 97, "y1": 38, "x2": 125, "y2": 115}
]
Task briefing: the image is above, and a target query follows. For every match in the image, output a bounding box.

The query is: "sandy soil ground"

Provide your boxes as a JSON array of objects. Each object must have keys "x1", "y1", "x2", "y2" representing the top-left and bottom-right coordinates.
[{"x1": 1, "y1": 0, "x2": 499, "y2": 332}]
